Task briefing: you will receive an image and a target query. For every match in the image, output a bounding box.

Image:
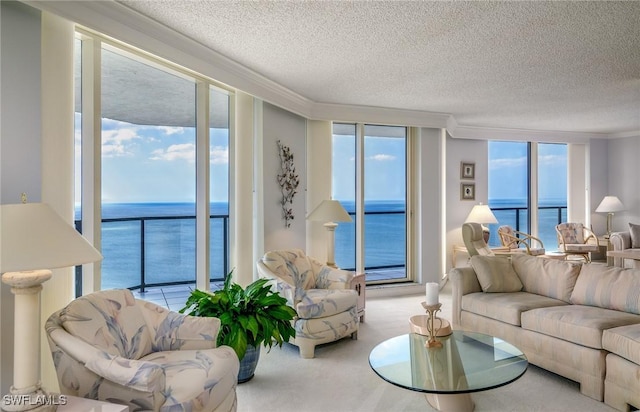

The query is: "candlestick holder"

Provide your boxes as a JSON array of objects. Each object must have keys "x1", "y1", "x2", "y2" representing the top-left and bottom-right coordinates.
[{"x1": 421, "y1": 301, "x2": 443, "y2": 348}]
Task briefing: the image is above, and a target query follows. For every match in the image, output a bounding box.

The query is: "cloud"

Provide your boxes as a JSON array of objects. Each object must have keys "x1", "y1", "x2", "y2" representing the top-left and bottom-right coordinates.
[
  {"x1": 490, "y1": 156, "x2": 527, "y2": 169},
  {"x1": 158, "y1": 126, "x2": 184, "y2": 136},
  {"x1": 539, "y1": 154, "x2": 566, "y2": 167},
  {"x1": 102, "y1": 127, "x2": 140, "y2": 157},
  {"x1": 150, "y1": 143, "x2": 196, "y2": 162},
  {"x1": 368, "y1": 154, "x2": 396, "y2": 162},
  {"x1": 210, "y1": 145, "x2": 228, "y2": 164}
]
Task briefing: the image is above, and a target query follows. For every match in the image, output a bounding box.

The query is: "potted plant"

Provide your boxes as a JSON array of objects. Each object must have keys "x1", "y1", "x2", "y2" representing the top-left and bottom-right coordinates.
[{"x1": 180, "y1": 271, "x2": 297, "y2": 382}]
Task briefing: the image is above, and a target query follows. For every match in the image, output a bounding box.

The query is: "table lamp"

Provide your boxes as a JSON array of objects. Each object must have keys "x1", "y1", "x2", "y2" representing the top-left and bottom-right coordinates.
[
  {"x1": 465, "y1": 203, "x2": 498, "y2": 243},
  {"x1": 1, "y1": 202, "x2": 102, "y2": 411},
  {"x1": 307, "y1": 200, "x2": 352, "y2": 268},
  {"x1": 595, "y1": 195, "x2": 625, "y2": 238}
]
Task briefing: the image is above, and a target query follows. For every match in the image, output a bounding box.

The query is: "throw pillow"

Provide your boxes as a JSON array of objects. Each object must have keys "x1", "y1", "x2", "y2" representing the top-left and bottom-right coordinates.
[
  {"x1": 571, "y1": 264, "x2": 640, "y2": 315},
  {"x1": 511, "y1": 253, "x2": 581, "y2": 303},
  {"x1": 629, "y1": 222, "x2": 640, "y2": 248},
  {"x1": 470, "y1": 255, "x2": 523, "y2": 293}
]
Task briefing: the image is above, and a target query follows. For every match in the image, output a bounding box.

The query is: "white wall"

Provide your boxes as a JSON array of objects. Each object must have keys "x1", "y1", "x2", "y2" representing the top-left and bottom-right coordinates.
[
  {"x1": 261, "y1": 102, "x2": 307, "y2": 252},
  {"x1": 0, "y1": 1, "x2": 43, "y2": 396},
  {"x1": 607, "y1": 136, "x2": 640, "y2": 230},
  {"x1": 445, "y1": 134, "x2": 488, "y2": 271}
]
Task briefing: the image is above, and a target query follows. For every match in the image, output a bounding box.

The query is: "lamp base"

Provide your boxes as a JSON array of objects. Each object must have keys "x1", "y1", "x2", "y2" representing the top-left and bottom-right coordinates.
[
  {"x1": 1, "y1": 270, "x2": 54, "y2": 412},
  {"x1": 1, "y1": 384, "x2": 59, "y2": 412}
]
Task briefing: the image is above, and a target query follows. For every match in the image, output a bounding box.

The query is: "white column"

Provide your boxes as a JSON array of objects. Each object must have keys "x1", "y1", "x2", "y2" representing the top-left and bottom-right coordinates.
[
  {"x1": 231, "y1": 91, "x2": 255, "y2": 287},
  {"x1": 40, "y1": 11, "x2": 74, "y2": 393}
]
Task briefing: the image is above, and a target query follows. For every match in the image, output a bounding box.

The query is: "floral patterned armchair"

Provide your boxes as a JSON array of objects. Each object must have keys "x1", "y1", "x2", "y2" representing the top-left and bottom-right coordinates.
[
  {"x1": 497, "y1": 225, "x2": 546, "y2": 256},
  {"x1": 256, "y1": 249, "x2": 359, "y2": 358},
  {"x1": 556, "y1": 222, "x2": 600, "y2": 262},
  {"x1": 45, "y1": 289, "x2": 239, "y2": 412}
]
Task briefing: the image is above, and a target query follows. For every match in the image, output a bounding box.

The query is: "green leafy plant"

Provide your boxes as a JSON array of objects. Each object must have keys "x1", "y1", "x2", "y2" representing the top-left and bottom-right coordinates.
[{"x1": 180, "y1": 271, "x2": 297, "y2": 360}]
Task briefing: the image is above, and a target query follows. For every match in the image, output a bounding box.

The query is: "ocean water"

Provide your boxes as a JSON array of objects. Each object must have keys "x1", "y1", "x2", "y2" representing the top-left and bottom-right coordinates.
[{"x1": 81, "y1": 199, "x2": 565, "y2": 290}]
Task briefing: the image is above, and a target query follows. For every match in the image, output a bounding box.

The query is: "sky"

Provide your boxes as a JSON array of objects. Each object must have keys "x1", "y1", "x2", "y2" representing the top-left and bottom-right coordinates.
[
  {"x1": 75, "y1": 117, "x2": 567, "y2": 206},
  {"x1": 74, "y1": 115, "x2": 229, "y2": 204},
  {"x1": 489, "y1": 141, "x2": 568, "y2": 204}
]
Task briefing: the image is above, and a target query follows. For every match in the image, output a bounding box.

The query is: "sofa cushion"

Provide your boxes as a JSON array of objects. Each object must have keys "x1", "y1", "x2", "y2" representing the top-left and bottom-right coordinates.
[
  {"x1": 511, "y1": 253, "x2": 581, "y2": 303},
  {"x1": 461, "y1": 292, "x2": 567, "y2": 326},
  {"x1": 571, "y1": 264, "x2": 640, "y2": 315},
  {"x1": 629, "y1": 222, "x2": 640, "y2": 248},
  {"x1": 603, "y1": 323, "x2": 640, "y2": 365},
  {"x1": 521, "y1": 305, "x2": 640, "y2": 349},
  {"x1": 470, "y1": 255, "x2": 523, "y2": 292}
]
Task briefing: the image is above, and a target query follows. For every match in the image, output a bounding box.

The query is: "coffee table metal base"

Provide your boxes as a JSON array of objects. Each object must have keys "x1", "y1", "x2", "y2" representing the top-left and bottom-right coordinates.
[{"x1": 426, "y1": 393, "x2": 474, "y2": 412}]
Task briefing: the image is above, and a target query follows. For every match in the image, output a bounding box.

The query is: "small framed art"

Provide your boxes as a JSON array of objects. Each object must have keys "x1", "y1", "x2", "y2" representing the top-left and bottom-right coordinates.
[
  {"x1": 461, "y1": 183, "x2": 475, "y2": 200},
  {"x1": 461, "y1": 162, "x2": 475, "y2": 179}
]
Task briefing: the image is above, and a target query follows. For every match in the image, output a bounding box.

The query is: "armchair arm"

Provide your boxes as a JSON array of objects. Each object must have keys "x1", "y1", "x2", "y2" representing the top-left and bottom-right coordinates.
[
  {"x1": 583, "y1": 226, "x2": 599, "y2": 246},
  {"x1": 315, "y1": 266, "x2": 354, "y2": 290},
  {"x1": 48, "y1": 327, "x2": 165, "y2": 393},
  {"x1": 257, "y1": 259, "x2": 297, "y2": 306},
  {"x1": 139, "y1": 300, "x2": 219, "y2": 351},
  {"x1": 513, "y1": 230, "x2": 544, "y2": 251}
]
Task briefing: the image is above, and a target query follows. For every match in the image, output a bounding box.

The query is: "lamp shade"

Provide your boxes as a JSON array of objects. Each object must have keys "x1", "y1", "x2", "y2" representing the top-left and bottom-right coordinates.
[
  {"x1": 595, "y1": 196, "x2": 625, "y2": 213},
  {"x1": 306, "y1": 200, "x2": 352, "y2": 223},
  {"x1": 1, "y1": 203, "x2": 102, "y2": 273},
  {"x1": 465, "y1": 203, "x2": 498, "y2": 224}
]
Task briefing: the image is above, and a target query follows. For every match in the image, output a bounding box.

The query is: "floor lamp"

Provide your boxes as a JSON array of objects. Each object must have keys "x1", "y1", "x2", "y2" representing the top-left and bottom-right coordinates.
[
  {"x1": 465, "y1": 203, "x2": 498, "y2": 244},
  {"x1": 595, "y1": 195, "x2": 625, "y2": 238},
  {"x1": 1, "y1": 202, "x2": 102, "y2": 411},
  {"x1": 307, "y1": 200, "x2": 352, "y2": 268}
]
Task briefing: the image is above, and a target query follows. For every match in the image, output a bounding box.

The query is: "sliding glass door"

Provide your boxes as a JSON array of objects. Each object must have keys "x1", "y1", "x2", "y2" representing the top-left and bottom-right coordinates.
[{"x1": 332, "y1": 123, "x2": 410, "y2": 284}]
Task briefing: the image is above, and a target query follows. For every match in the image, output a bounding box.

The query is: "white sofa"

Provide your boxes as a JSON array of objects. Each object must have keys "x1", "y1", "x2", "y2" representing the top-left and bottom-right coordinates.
[
  {"x1": 610, "y1": 224, "x2": 640, "y2": 268},
  {"x1": 451, "y1": 254, "x2": 640, "y2": 411}
]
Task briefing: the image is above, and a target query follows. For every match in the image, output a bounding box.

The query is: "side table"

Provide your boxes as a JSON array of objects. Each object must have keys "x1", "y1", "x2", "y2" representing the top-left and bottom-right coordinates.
[
  {"x1": 58, "y1": 396, "x2": 129, "y2": 411},
  {"x1": 350, "y1": 273, "x2": 366, "y2": 322}
]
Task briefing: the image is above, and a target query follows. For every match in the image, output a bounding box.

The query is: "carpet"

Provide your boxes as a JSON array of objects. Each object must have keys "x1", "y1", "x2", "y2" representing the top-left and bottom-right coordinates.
[{"x1": 236, "y1": 281, "x2": 616, "y2": 412}]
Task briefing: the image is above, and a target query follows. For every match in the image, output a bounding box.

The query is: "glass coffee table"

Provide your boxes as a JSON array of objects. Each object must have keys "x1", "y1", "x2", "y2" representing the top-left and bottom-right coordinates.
[{"x1": 369, "y1": 331, "x2": 528, "y2": 412}]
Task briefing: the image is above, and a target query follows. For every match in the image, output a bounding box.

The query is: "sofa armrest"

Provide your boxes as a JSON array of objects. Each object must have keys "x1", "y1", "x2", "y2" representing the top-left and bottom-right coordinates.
[
  {"x1": 449, "y1": 267, "x2": 482, "y2": 328},
  {"x1": 610, "y1": 231, "x2": 631, "y2": 250},
  {"x1": 610, "y1": 231, "x2": 632, "y2": 267},
  {"x1": 48, "y1": 327, "x2": 165, "y2": 393},
  {"x1": 139, "y1": 301, "x2": 219, "y2": 351}
]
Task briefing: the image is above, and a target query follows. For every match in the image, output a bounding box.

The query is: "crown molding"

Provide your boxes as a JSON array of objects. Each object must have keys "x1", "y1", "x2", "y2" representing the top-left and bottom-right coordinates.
[
  {"x1": 446, "y1": 116, "x2": 610, "y2": 143},
  {"x1": 310, "y1": 102, "x2": 450, "y2": 128}
]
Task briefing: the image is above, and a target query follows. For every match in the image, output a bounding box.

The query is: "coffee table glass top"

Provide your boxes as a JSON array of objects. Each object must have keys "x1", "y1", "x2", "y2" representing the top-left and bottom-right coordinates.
[{"x1": 369, "y1": 331, "x2": 528, "y2": 394}]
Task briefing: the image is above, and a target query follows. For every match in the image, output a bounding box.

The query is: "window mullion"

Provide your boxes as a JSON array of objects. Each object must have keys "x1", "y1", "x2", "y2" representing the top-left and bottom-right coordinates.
[
  {"x1": 195, "y1": 81, "x2": 210, "y2": 290},
  {"x1": 355, "y1": 123, "x2": 365, "y2": 274}
]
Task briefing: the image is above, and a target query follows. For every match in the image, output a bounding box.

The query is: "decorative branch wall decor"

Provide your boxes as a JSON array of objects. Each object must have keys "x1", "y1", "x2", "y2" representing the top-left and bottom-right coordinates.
[{"x1": 277, "y1": 140, "x2": 300, "y2": 228}]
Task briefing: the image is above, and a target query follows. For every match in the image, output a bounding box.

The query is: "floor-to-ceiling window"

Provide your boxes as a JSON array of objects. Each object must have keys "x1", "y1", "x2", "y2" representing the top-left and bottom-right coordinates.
[
  {"x1": 488, "y1": 141, "x2": 567, "y2": 249},
  {"x1": 74, "y1": 32, "x2": 232, "y2": 293},
  {"x1": 537, "y1": 143, "x2": 568, "y2": 247},
  {"x1": 332, "y1": 123, "x2": 410, "y2": 283}
]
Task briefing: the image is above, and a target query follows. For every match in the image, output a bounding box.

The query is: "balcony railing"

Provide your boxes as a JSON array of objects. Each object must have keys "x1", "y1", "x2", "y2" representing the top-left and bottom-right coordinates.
[
  {"x1": 76, "y1": 214, "x2": 229, "y2": 292},
  {"x1": 488, "y1": 205, "x2": 567, "y2": 248},
  {"x1": 336, "y1": 210, "x2": 407, "y2": 279}
]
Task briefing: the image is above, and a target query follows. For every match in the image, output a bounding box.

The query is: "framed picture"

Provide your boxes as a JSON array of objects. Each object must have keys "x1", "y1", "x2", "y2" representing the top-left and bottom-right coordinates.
[
  {"x1": 461, "y1": 162, "x2": 475, "y2": 179},
  {"x1": 461, "y1": 183, "x2": 475, "y2": 200}
]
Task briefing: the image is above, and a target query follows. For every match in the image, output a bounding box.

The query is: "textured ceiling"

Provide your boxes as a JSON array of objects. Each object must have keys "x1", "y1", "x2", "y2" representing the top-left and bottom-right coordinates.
[{"x1": 118, "y1": 0, "x2": 640, "y2": 135}]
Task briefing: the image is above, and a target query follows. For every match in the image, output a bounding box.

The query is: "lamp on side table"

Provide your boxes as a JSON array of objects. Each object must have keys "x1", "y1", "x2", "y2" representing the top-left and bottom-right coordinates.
[
  {"x1": 307, "y1": 199, "x2": 352, "y2": 268},
  {"x1": 1, "y1": 202, "x2": 102, "y2": 411}
]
